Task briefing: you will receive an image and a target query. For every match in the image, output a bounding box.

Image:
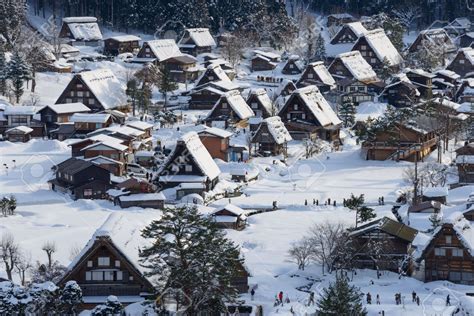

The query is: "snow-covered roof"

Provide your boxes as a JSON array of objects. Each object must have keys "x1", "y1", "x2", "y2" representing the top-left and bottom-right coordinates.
[
  {"x1": 423, "y1": 186, "x2": 449, "y2": 198},
  {"x1": 308, "y1": 61, "x2": 336, "y2": 87},
  {"x1": 144, "y1": 39, "x2": 182, "y2": 62},
  {"x1": 107, "y1": 35, "x2": 141, "y2": 42},
  {"x1": 43, "y1": 102, "x2": 90, "y2": 114},
  {"x1": 199, "y1": 64, "x2": 232, "y2": 83},
  {"x1": 457, "y1": 155, "x2": 474, "y2": 164},
  {"x1": 63, "y1": 17, "x2": 97, "y2": 23},
  {"x1": 249, "y1": 88, "x2": 274, "y2": 115},
  {"x1": 4, "y1": 105, "x2": 36, "y2": 116},
  {"x1": 346, "y1": 22, "x2": 367, "y2": 37},
  {"x1": 70, "y1": 113, "x2": 111, "y2": 123},
  {"x1": 431, "y1": 97, "x2": 461, "y2": 110},
  {"x1": 5, "y1": 126, "x2": 33, "y2": 134},
  {"x1": 328, "y1": 13, "x2": 354, "y2": 19},
  {"x1": 253, "y1": 50, "x2": 281, "y2": 60},
  {"x1": 292, "y1": 86, "x2": 342, "y2": 127},
  {"x1": 86, "y1": 155, "x2": 123, "y2": 165},
  {"x1": 218, "y1": 90, "x2": 254, "y2": 120},
  {"x1": 198, "y1": 126, "x2": 233, "y2": 138},
  {"x1": 64, "y1": 18, "x2": 102, "y2": 41},
  {"x1": 356, "y1": 28, "x2": 403, "y2": 66},
  {"x1": 177, "y1": 132, "x2": 221, "y2": 180},
  {"x1": 118, "y1": 192, "x2": 165, "y2": 202},
  {"x1": 451, "y1": 47, "x2": 474, "y2": 67},
  {"x1": 181, "y1": 28, "x2": 216, "y2": 47},
  {"x1": 264, "y1": 116, "x2": 292, "y2": 144},
  {"x1": 125, "y1": 120, "x2": 154, "y2": 131},
  {"x1": 333, "y1": 51, "x2": 377, "y2": 82},
  {"x1": 436, "y1": 69, "x2": 461, "y2": 80},
  {"x1": 77, "y1": 69, "x2": 127, "y2": 110},
  {"x1": 82, "y1": 140, "x2": 128, "y2": 152},
  {"x1": 213, "y1": 203, "x2": 246, "y2": 216}
]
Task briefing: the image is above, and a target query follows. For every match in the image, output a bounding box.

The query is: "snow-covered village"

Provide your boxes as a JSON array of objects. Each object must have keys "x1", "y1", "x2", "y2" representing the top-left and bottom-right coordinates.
[{"x1": 4, "y1": 0, "x2": 474, "y2": 315}]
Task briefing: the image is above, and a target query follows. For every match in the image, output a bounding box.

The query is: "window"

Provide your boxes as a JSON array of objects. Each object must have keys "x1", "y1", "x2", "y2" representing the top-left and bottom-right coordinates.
[
  {"x1": 98, "y1": 257, "x2": 110, "y2": 266},
  {"x1": 307, "y1": 73, "x2": 314, "y2": 79},
  {"x1": 222, "y1": 102, "x2": 228, "y2": 109},
  {"x1": 287, "y1": 113, "x2": 291, "y2": 119},
  {"x1": 434, "y1": 248, "x2": 446, "y2": 256},
  {"x1": 129, "y1": 276, "x2": 134, "y2": 281},
  {"x1": 350, "y1": 87, "x2": 356, "y2": 92},
  {"x1": 70, "y1": 91, "x2": 75, "y2": 97},
  {"x1": 77, "y1": 84, "x2": 83, "y2": 89},
  {"x1": 66, "y1": 98, "x2": 73, "y2": 103},
  {"x1": 96, "y1": 123, "x2": 102, "y2": 129},
  {"x1": 293, "y1": 104, "x2": 299, "y2": 110},
  {"x1": 361, "y1": 45, "x2": 367, "y2": 50},
  {"x1": 289, "y1": 64, "x2": 294, "y2": 69},
  {"x1": 302, "y1": 113, "x2": 306, "y2": 119},
  {"x1": 116, "y1": 271, "x2": 123, "y2": 280},
  {"x1": 462, "y1": 272, "x2": 473, "y2": 281},
  {"x1": 185, "y1": 165, "x2": 193, "y2": 172},
  {"x1": 371, "y1": 58, "x2": 377, "y2": 64},
  {"x1": 145, "y1": 48, "x2": 150, "y2": 52},
  {"x1": 449, "y1": 271, "x2": 461, "y2": 281},
  {"x1": 104, "y1": 271, "x2": 114, "y2": 281},
  {"x1": 84, "y1": 189, "x2": 93, "y2": 197},
  {"x1": 85, "y1": 91, "x2": 90, "y2": 97},
  {"x1": 89, "y1": 98, "x2": 95, "y2": 105},
  {"x1": 358, "y1": 86, "x2": 365, "y2": 92},
  {"x1": 77, "y1": 91, "x2": 84, "y2": 97},
  {"x1": 460, "y1": 59, "x2": 465, "y2": 64},
  {"x1": 452, "y1": 248, "x2": 463, "y2": 257},
  {"x1": 92, "y1": 271, "x2": 103, "y2": 281},
  {"x1": 86, "y1": 271, "x2": 92, "y2": 281},
  {"x1": 115, "y1": 260, "x2": 120, "y2": 268},
  {"x1": 446, "y1": 235, "x2": 452, "y2": 244},
  {"x1": 251, "y1": 102, "x2": 258, "y2": 109},
  {"x1": 208, "y1": 76, "x2": 214, "y2": 80},
  {"x1": 87, "y1": 260, "x2": 93, "y2": 267}
]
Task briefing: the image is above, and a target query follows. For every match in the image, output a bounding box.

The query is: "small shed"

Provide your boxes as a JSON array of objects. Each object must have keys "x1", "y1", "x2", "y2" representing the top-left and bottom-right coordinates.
[
  {"x1": 211, "y1": 204, "x2": 247, "y2": 230},
  {"x1": 408, "y1": 201, "x2": 442, "y2": 213},
  {"x1": 5, "y1": 126, "x2": 33, "y2": 142},
  {"x1": 422, "y1": 187, "x2": 448, "y2": 204},
  {"x1": 134, "y1": 151, "x2": 155, "y2": 167},
  {"x1": 104, "y1": 35, "x2": 141, "y2": 56},
  {"x1": 176, "y1": 183, "x2": 206, "y2": 200},
  {"x1": 117, "y1": 192, "x2": 165, "y2": 209},
  {"x1": 230, "y1": 168, "x2": 259, "y2": 182}
]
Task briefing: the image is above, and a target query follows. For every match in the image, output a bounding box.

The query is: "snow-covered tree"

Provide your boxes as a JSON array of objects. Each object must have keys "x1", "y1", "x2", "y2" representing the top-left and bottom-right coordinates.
[
  {"x1": 288, "y1": 238, "x2": 313, "y2": 270},
  {"x1": 393, "y1": 6, "x2": 422, "y2": 33},
  {"x1": 91, "y1": 295, "x2": 123, "y2": 316},
  {"x1": 139, "y1": 205, "x2": 243, "y2": 314},
  {"x1": 59, "y1": 281, "x2": 82, "y2": 314},
  {"x1": 0, "y1": 0, "x2": 27, "y2": 49},
  {"x1": 7, "y1": 50, "x2": 31, "y2": 103},
  {"x1": 317, "y1": 276, "x2": 367, "y2": 316},
  {"x1": 365, "y1": 13, "x2": 405, "y2": 52},
  {"x1": 31, "y1": 260, "x2": 67, "y2": 284},
  {"x1": 345, "y1": 194, "x2": 376, "y2": 226},
  {"x1": 27, "y1": 282, "x2": 60, "y2": 315},
  {"x1": 0, "y1": 233, "x2": 20, "y2": 281},
  {"x1": 339, "y1": 102, "x2": 356, "y2": 128},
  {"x1": 0, "y1": 44, "x2": 7, "y2": 96},
  {"x1": 309, "y1": 222, "x2": 347, "y2": 274},
  {"x1": 313, "y1": 33, "x2": 326, "y2": 61}
]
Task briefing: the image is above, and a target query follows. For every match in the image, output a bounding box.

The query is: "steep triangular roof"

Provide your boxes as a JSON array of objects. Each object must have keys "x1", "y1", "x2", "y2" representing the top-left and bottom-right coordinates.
[
  {"x1": 353, "y1": 28, "x2": 403, "y2": 66},
  {"x1": 330, "y1": 51, "x2": 377, "y2": 82},
  {"x1": 144, "y1": 39, "x2": 182, "y2": 62},
  {"x1": 207, "y1": 90, "x2": 254, "y2": 121},
  {"x1": 179, "y1": 28, "x2": 216, "y2": 47}
]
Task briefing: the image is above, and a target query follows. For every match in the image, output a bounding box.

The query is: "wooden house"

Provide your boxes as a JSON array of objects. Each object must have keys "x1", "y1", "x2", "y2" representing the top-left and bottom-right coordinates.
[
  {"x1": 328, "y1": 51, "x2": 378, "y2": 83},
  {"x1": 205, "y1": 90, "x2": 254, "y2": 128},
  {"x1": 178, "y1": 28, "x2": 216, "y2": 56},
  {"x1": 160, "y1": 54, "x2": 198, "y2": 83},
  {"x1": 187, "y1": 81, "x2": 238, "y2": 110},
  {"x1": 457, "y1": 155, "x2": 474, "y2": 183},
  {"x1": 134, "y1": 151, "x2": 155, "y2": 167},
  {"x1": 330, "y1": 22, "x2": 367, "y2": 44},
  {"x1": 362, "y1": 118, "x2": 439, "y2": 161},
  {"x1": 445, "y1": 18, "x2": 472, "y2": 36},
  {"x1": 422, "y1": 187, "x2": 448, "y2": 204},
  {"x1": 297, "y1": 61, "x2": 336, "y2": 92},
  {"x1": 380, "y1": 75, "x2": 420, "y2": 108},
  {"x1": 251, "y1": 50, "x2": 280, "y2": 72},
  {"x1": 0, "y1": 105, "x2": 44, "y2": 138},
  {"x1": 251, "y1": 116, "x2": 292, "y2": 156},
  {"x1": 56, "y1": 69, "x2": 128, "y2": 112},
  {"x1": 135, "y1": 39, "x2": 182, "y2": 64},
  {"x1": 202, "y1": 58, "x2": 236, "y2": 80},
  {"x1": 195, "y1": 64, "x2": 233, "y2": 88},
  {"x1": 117, "y1": 192, "x2": 165, "y2": 209},
  {"x1": 326, "y1": 13, "x2": 356, "y2": 27},
  {"x1": 419, "y1": 219, "x2": 474, "y2": 284},
  {"x1": 351, "y1": 29, "x2": 403, "y2": 71},
  {"x1": 348, "y1": 217, "x2": 418, "y2": 273},
  {"x1": 104, "y1": 35, "x2": 141, "y2": 56},
  {"x1": 246, "y1": 88, "x2": 275, "y2": 118},
  {"x1": 408, "y1": 28, "x2": 455, "y2": 54},
  {"x1": 116, "y1": 177, "x2": 155, "y2": 195},
  {"x1": 447, "y1": 48, "x2": 474, "y2": 78},
  {"x1": 456, "y1": 79, "x2": 474, "y2": 103},
  {"x1": 456, "y1": 142, "x2": 474, "y2": 156},
  {"x1": 460, "y1": 32, "x2": 474, "y2": 48},
  {"x1": 274, "y1": 79, "x2": 297, "y2": 108},
  {"x1": 70, "y1": 113, "x2": 112, "y2": 134},
  {"x1": 335, "y1": 78, "x2": 384, "y2": 105},
  {"x1": 86, "y1": 155, "x2": 125, "y2": 177},
  {"x1": 211, "y1": 204, "x2": 247, "y2": 230},
  {"x1": 125, "y1": 121, "x2": 153, "y2": 138},
  {"x1": 405, "y1": 69, "x2": 435, "y2": 99},
  {"x1": 5, "y1": 126, "x2": 33, "y2": 142},
  {"x1": 59, "y1": 17, "x2": 103, "y2": 46},
  {"x1": 39, "y1": 103, "x2": 90, "y2": 128},
  {"x1": 49, "y1": 157, "x2": 111, "y2": 200},
  {"x1": 281, "y1": 55, "x2": 305, "y2": 75},
  {"x1": 435, "y1": 69, "x2": 461, "y2": 85},
  {"x1": 197, "y1": 127, "x2": 233, "y2": 161},
  {"x1": 278, "y1": 85, "x2": 342, "y2": 142},
  {"x1": 69, "y1": 134, "x2": 129, "y2": 157},
  {"x1": 58, "y1": 229, "x2": 154, "y2": 310},
  {"x1": 156, "y1": 132, "x2": 220, "y2": 192},
  {"x1": 408, "y1": 200, "x2": 442, "y2": 213},
  {"x1": 81, "y1": 140, "x2": 129, "y2": 163}
]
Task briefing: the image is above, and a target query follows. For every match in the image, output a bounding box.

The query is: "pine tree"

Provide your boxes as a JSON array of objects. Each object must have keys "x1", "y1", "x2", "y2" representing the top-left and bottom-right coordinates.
[
  {"x1": 345, "y1": 194, "x2": 376, "y2": 226},
  {"x1": 157, "y1": 68, "x2": 178, "y2": 109},
  {"x1": 379, "y1": 57, "x2": 393, "y2": 81},
  {"x1": 59, "y1": 281, "x2": 82, "y2": 314},
  {"x1": 314, "y1": 33, "x2": 326, "y2": 61},
  {"x1": 317, "y1": 276, "x2": 367, "y2": 316},
  {"x1": 90, "y1": 295, "x2": 123, "y2": 316},
  {"x1": 0, "y1": 44, "x2": 7, "y2": 96},
  {"x1": 429, "y1": 213, "x2": 441, "y2": 230},
  {"x1": 339, "y1": 102, "x2": 356, "y2": 128},
  {"x1": 7, "y1": 50, "x2": 31, "y2": 104},
  {"x1": 139, "y1": 205, "x2": 243, "y2": 314}
]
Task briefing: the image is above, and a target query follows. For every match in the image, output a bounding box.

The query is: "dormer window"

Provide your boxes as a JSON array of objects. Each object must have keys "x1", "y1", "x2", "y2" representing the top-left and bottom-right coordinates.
[
  {"x1": 98, "y1": 257, "x2": 110, "y2": 266},
  {"x1": 293, "y1": 104, "x2": 299, "y2": 110},
  {"x1": 446, "y1": 235, "x2": 452, "y2": 244}
]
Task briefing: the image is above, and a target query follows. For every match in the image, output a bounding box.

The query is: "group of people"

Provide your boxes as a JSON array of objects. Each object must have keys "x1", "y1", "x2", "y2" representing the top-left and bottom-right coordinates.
[
  {"x1": 366, "y1": 292, "x2": 381, "y2": 305},
  {"x1": 412, "y1": 291, "x2": 421, "y2": 305},
  {"x1": 377, "y1": 196, "x2": 385, "y2": 205},
  {"x1": 303, "y1": 198, "x2": 338, "y2": 207},
  {"x1": 274, "y1": 291, "x2": 290, "y2": 306}
]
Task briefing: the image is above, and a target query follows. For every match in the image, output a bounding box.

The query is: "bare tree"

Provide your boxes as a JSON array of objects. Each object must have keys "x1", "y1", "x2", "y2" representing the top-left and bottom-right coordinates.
[
  {"x1": 0, "y1": 233, "x2": 20, "y2": 281},
  {"x1": 42, "y1": 241, "x2": 56, "y2": 269},
  {"x1": 393, "y1": 7, "x2": 422, "y2": 34},
  {"x1": 221, "y1": 32, "x2": 248, "y2": 68},
  {"x1": 309, "y1": 222, "x2": 346, "y2": 274},
  {"x1": 288, "y1": 238, "x2": 313, "y2": 270},
  {"x1": 16, "y1": 251, "x2": 33, "y2": 286}
]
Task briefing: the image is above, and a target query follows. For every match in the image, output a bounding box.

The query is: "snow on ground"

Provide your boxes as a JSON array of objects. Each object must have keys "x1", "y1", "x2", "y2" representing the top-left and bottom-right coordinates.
[{"x1": 356, "y1": 101, "x2": 389, "y2": 122}]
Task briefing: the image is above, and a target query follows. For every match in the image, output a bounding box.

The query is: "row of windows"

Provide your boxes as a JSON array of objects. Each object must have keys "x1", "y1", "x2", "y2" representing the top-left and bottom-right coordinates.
[
  {"x1": 85, "y1": 270, "x2": 132, "y2": 282},
  {"x1": 64, "y1": 98, "x2": 95, "y2": 105},
  {"x1": 87, "y1": 257, "x2": 120, "y2": 267},
  {"x1": 434, "y1": 247, "x2": 463, "y2": 257},
  {"x1": 58, "y1": 171, "x2": 73, "y2": 182},
  {"x1": 70, "y1": 90, "x2": 90, "y2": 97}
]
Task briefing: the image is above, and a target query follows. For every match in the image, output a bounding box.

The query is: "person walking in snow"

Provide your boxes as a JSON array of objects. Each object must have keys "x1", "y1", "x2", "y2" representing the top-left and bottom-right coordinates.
[
  {"x1": 376, "y1": 294, "x2": 380, "y2": 304},
  {"x1": 367, "y1": 292, "x2": 372, "y2": 304},
  {"x1": 446, "y1": 295, "x2": 451, "y2": 306},
  {"x1": 308, "y1": 292, "x2": 315, "y2": 306},
  {"x1": 412, "y1": 291, "x2": 416, "y2": 302},
  {"x1": 250, "y1": 288, "x2": 255, "y2": 301},
  {"x1": 416, "y1": 296, "x2": 420, "y2": 306},
  {"x1": 278, "y1": 291, "x2": 283, "y2": 304}
]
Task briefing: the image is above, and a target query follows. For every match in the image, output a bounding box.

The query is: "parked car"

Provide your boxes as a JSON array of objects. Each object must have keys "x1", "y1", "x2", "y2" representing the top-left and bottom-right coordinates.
[{"x1": 127, "y1": 163, "x2": 148, "y2": 175}]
